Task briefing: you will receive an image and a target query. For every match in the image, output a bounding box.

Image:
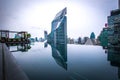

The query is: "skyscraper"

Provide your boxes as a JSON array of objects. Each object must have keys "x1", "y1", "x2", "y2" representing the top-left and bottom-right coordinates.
[
  {"x1": 98, "y1": 26, "x2": 108, "y2": 48},
  {"x1": 47, "y1": 7, "x2": 67, "y2": 44},
  {"x1": 78, "y1": 37, "x2": 81, "y2": 44},
  {"x1": 44, "y1": 30, "x2": 48, "y2": 40},
  {"x1": 90, "y1": 32, "x2": 95, "y2": 39}
]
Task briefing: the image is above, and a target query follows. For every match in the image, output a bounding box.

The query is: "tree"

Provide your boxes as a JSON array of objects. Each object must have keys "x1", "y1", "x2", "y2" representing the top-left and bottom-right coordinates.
[
  {"x1": 90, "y1": 32, "x2": 95, "y2": 39},
  {"x1": 27, "y1": 33, "x2": 31, "y2": 38}
]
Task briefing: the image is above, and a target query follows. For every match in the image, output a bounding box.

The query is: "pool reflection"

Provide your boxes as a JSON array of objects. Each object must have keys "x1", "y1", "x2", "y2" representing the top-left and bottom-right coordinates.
[
  {"x1": 11, "y1": 42, "x2": 119, "y2": 80},
  {"x1": 107, "y1": 46, "x2": 120, "y2": 79},
  {"x1": 44, "y1": 42, "x2": 48, "y2": 48},
  {"x1": 9, "y1": 44, "x2": 31, "y2": 52},
  {"x1": 49, "y1": 43, "x2": 67, "y2": 70}
]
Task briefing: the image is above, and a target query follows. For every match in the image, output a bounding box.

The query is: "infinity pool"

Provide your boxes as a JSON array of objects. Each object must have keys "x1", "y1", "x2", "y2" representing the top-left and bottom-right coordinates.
[{"x1": 11, "y1": 42, "x2": 119, "y2": 80}]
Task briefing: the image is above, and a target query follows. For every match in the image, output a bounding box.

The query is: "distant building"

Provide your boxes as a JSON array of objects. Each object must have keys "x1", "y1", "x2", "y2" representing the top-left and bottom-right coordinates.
[
  {"x1": 90, "y1": 32, "x2": 96, "y2": 45},
  {"x1": 90, "y1": 32, "x2": 95, "y2": 39},
  {"x1": 96, "y1": 37, "x2": 101, "y2": 45},
  {"x1": 67, "y1": 38, "x2": 74, "y2": 44},
  {"x1": 82, "y1": 37, "x2": 89, "y2": 44},
  {"x1": 70, "y1": 38, "x2": 75, "y2": 44},
  {"x1": 44, "y1": 31, "x2": 48, "y2": 40},
  {"x1": 35, "y1": 37, "x2": 39, "y2": 42},
  {"x1": 47, "y1": 7, "x2": 67, "y2": 44},
  {"x1": 39, "y1": 37, "x2": 44, "y2": 42},
  {"x1": 85, "y1": 38, "x2": 94, "y2": 45},
  {"x1": 98, "y1": 26, "x2": 108, "y2": 47},
  {"x1": 15, "y1": 34, "x2": 20, "y2": 39},
  {"x1": 67, "y1": 38, "x2": 71, "y2": 44},
  {"x1": 78, "y1": 37, "x2": 81, "y2": 44},
  {"x1": 29, "y1": 38, "x2": 35, "y2": 42}
]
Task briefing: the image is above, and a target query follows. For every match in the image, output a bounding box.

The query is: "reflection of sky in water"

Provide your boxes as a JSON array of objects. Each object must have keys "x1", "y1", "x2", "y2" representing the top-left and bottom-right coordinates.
[{"x1": 11, "y1": 42, "x2": 118, "y2": 80}]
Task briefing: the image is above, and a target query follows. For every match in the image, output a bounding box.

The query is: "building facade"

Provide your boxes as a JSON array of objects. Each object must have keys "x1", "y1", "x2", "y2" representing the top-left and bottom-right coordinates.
[
  {"x1": 47, "y1": 7, "x2": 67, "y2": 44},
  {"x1": 107, "y1": 9, "x2": 120, "y2": 47},
  {"x1": 50, "y1": 43, "x2": 67, "y2": 70},
  {"x1": 98, "y1": 26, "x2": 108, "y2": 48},
  {"x1": 78, "y1": 37, "x2": 82, "y2": 44}
]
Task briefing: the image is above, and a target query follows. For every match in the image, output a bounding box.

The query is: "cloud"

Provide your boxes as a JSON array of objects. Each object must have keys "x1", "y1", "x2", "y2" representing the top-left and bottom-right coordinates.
[{"x1": 0, "y1": 0, "x2": 118, "y2": 38}]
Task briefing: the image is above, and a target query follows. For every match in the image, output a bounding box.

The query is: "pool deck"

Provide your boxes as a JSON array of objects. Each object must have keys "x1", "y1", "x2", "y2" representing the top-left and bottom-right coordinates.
[{"x1": 0, "y1": 43, "x2": 29, "y2": 80}]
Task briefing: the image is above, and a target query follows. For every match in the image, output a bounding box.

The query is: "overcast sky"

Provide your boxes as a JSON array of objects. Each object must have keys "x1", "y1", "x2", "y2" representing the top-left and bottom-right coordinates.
[{"x1": 0, "y1": 0, "x2": 118, "y2": 38}]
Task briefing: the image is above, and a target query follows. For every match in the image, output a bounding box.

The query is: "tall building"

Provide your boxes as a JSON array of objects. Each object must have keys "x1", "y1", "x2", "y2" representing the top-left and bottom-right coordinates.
[
  {"x1": 107, "y1": 6, "x2": 120, "y2": 47},
  {"x1": 107, "y1": 43, "x2": 120, "y2": 79},
  {"x1": 47, "y1": 7, "x2": 67, "y2": 44},
  {"x1": 44, "y1": 30, "x2": 48, "y2": 40},
  {"x1": 78, "y1": 37, "x2": 81, "y2": 44},
  {"x1": 85, "y1": 38, "x2": 94, "y2": 45},
  {"x1": 90, "y1": 32, "x2": 95, "y2": 39},
  {"x1": 35, "y1": 37, "x2": 38, "y2": 42},
  {"x1": 47, "y1": 7, "x2": 67, "y2": 69},
  {"x1": 82, "y1": 37, "x2": 89, "y2": 44},
  {"x1": 98, "y1": 25, "x2": 108, "y2": 48}
]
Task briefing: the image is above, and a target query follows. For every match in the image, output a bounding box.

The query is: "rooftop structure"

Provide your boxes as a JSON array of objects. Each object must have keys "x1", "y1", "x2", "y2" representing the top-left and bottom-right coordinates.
[{"x1": 0, "y1": 30, "x2": 30, "y2": 44}]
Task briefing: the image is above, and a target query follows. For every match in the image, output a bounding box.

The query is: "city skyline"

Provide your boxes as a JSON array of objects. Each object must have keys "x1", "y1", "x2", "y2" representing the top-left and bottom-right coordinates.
[{"x1": 0, "y1": 0, "x2": 118, "y2": 38}]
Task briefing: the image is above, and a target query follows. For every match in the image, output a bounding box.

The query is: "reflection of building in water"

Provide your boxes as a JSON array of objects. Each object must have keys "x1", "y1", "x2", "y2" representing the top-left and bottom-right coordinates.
[
  {"x1": 44, "y1": 42, "x2": 48, "y2": 48},
  {"x1": 9, "y1": 44, "x2": 31, "y2": 52},
  {"x1": 44, "y1": 31, "x2": 48, "y2": 40},
  {"x1": 50, "y1": 43, "x2": 67, "y2": 70},
  {"x1": 0, "y1": 30, "x2": 30, "y2": 44},
  {"x1": 98, "y1": 25, "x2": 108, "y2": 48},
  {"x1": 47, "y1": 7, "x2": 67, "y2": 70},
  {"x1": 107, "y1": 46, "x2": 120, "y2": 79},
  {"x1": 47, "y1": 7, "x2": 67, "y2": 44}
]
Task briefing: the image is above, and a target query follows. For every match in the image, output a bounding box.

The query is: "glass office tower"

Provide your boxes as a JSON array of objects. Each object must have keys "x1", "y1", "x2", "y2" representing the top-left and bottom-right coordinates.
[{"x1": 47, "y1": 7, "x2": 67, "y2": 44}]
